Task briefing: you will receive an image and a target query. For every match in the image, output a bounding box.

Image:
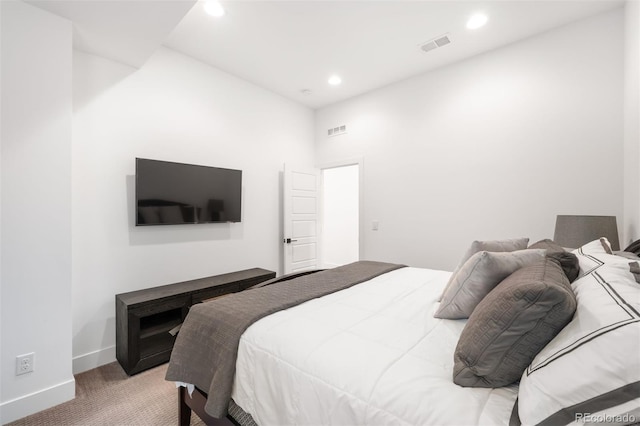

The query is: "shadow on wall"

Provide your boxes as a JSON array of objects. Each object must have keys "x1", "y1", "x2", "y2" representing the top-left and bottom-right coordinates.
[
  {"x1": 126, "y1": 175, "x2": 243, "y2": 245},
  {"x1": 73, "y1": 52, "x2": 137, "y2": 114}
]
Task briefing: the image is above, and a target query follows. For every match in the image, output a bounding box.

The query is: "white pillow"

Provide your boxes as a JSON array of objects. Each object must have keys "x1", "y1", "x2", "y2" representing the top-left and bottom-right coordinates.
[{"x1": 517, "y1": 239, "x2": 640, "y2": 425}]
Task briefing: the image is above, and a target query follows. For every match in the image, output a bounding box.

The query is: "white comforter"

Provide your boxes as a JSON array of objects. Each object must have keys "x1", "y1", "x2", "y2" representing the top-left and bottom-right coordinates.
[{"x1": 231, "y1": 267, "x2": 518, "y2": 426}]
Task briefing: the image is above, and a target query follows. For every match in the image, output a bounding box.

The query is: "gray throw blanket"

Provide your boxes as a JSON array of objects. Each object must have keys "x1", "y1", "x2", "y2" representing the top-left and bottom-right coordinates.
[{"x1": 165, "y1": 261, "x2": 405, "y2": 418}]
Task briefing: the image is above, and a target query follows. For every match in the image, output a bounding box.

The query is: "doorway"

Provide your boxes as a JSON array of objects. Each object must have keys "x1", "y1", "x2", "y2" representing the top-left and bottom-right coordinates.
[{"x1": 321, "y1": 163, "x2": 360, "y2": 268}]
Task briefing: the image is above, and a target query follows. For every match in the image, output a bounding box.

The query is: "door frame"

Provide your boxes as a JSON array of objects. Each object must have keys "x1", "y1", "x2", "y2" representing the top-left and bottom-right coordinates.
[{"x1": 317, "y1": 157, "x2": 364, "y2": 264}]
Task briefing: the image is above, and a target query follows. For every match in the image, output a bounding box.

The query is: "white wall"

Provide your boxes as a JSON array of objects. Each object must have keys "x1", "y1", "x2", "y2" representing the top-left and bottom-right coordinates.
[
  {"x1": 321, "y1": 165, "x2": 359, "y2": 267},
  {"x1": 315, "y1": 9, "x2": 624, "y2": 271},
  {"x1": 0, "y1": 1, "x2": 75, "y2": 423},
  {"x1": 624, "y1": 0, "x2": 640, "y2": 247},
  {"x1": 71, "y1": 47, "x2": 315, "y2": 372}
]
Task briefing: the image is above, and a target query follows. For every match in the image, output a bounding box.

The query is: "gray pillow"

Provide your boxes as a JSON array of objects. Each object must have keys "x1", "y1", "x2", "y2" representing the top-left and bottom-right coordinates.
[
  {"x1": 435, "y1": 249, "x2": 545, "y2": 319},
  {"x1": 452, "y1": 258, "x2": 577, "y2": 388},
  {"x1": 528, "y1": 239, "x2": 565, "y2": 254},
  {"x1": 439, "y1": 238, "x2": 529, "y2": 301},
  {"x1": 629, "y1": 261, "x2": 640, "y2": 283},
  {"x1": 546, "y1": 251, "x2": 579, "y2": 283}
]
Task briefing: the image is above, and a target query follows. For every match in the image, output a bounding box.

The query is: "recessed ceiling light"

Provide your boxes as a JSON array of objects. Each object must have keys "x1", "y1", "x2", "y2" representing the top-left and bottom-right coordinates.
[
  {"x1": 328, "y1": 75, "x2": 342, "y2": 86},
  {"x1": 466, "y1": 13, "x2": 488, "y2": 30},
  {"x1": 204, "y1": 1, "x2": 225, "y2": 17}
]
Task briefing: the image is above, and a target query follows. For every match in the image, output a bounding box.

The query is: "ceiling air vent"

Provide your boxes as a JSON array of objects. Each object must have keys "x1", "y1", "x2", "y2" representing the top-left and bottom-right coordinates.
[
  {"x1": 434, "y1": 35, "x2": 451, "y2": 47},
  {"x1": 328, "y1": 125, "x2": 347, "y2": 137},
  {"x1": 420, "y1": 41, "x2": 438, "y2": 53},
  {"x1": 420, "y1": 34, "x2": 451, "y2": 53}
]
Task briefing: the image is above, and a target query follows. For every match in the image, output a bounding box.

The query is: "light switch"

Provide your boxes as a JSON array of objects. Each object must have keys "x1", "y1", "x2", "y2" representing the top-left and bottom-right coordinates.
[{"x1": 372, "y1": 220, "x2": 379, "y2": 231}]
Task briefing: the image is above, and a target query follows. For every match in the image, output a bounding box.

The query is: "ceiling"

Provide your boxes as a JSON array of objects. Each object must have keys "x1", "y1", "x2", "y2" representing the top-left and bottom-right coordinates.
[
  {"x1": 26, "y1": 0, "x2": 196, "y2": 68},
  {"x1": 28, "y1": 0, "x2": 624, "y2": 109}
]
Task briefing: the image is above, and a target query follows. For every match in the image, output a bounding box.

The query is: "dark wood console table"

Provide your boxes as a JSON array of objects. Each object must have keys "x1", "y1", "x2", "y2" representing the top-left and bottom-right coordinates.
[{"x1": 116, "y1": 267, "x2": 276, "y2": 375}]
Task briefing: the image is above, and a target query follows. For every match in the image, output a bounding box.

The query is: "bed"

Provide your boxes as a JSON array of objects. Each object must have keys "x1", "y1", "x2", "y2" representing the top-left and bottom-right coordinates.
[{"x1": 166, "y1": 238, "x2": 640, "y2": 426}]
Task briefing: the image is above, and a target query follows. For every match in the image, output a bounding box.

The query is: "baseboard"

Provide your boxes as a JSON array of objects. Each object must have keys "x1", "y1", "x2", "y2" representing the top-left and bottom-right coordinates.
[
  {"x1": 72, "y1": 345, "x2": 116, "y2": 374},
  {"x1": 0, "y1": 378, "x2": 75, "y2": 424}
]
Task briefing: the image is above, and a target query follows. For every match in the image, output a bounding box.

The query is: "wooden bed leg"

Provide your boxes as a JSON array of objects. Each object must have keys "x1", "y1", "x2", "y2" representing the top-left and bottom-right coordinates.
[
  {"x1": 178, "y1": 386, "x2": 192, "y2": 426},
  {"x1": 177, "y1": 385, "x2": 235, "y2": 426}
]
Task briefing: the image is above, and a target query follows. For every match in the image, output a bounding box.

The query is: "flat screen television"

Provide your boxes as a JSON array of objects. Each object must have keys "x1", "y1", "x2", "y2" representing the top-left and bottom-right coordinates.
[{"x1": 135, "y1": 158, "x2": 242, "y2": 225}]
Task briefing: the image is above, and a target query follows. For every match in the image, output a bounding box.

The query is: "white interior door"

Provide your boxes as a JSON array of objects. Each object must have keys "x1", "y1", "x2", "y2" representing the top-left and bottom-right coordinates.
[{"x1": 283, "y1": 165, "x2": 320, "y2": 274}]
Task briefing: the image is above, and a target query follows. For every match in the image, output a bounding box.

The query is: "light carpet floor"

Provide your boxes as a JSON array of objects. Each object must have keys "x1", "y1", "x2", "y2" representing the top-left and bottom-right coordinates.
[{"x1": 8, "y1": 362, "x2": 205, "y2": 426}]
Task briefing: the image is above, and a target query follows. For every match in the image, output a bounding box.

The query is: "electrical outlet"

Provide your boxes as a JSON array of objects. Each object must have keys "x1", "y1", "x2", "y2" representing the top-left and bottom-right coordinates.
[{"x1": 16, "y1": 353, "x2": 34, "y2": 375}]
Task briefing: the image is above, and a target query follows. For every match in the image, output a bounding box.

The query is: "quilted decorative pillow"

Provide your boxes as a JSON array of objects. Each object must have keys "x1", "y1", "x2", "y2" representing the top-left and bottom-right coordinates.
[
  {"x1": 452, "y1": 257, "x2": 576, "y2": 388},
  {"x1": 435, "y1": 249, "x2": 545, "y2": 319},
  {"x1": 517, "y1": 239, "x2": 640, "y2": 425},
  {"x1": 528, "y1": 238, "x2": 565, "y2": 254},
  {"x1": 439, "y1": 238, "x2": 529, "y2": 302}
]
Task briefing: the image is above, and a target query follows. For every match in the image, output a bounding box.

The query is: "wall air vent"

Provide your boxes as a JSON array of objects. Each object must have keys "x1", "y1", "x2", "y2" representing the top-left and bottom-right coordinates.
[
  {"x1": 328, "y1": 125, "x2": 347, "y2": 137},
  {"x1": 420, "y1": 34, "x2": 451, "y2": 53}
]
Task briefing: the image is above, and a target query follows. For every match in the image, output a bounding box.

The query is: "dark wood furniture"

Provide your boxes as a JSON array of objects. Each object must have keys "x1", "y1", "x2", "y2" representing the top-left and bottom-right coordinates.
[
  {"x1": 179, "y1": 386, "x2": 234, "y2": 426},
  {"x1": 116, "y1": 268, "x2": 275, "y2": 375},
  {"x1": 175, "y1": 269, "x2": 325, "y2": 425}
]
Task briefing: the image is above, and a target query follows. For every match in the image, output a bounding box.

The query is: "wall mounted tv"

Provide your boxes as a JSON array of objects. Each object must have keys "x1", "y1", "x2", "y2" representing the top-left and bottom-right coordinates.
[{"x1": 135, "y1": 158, "x2": 242, "y2": 225}]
